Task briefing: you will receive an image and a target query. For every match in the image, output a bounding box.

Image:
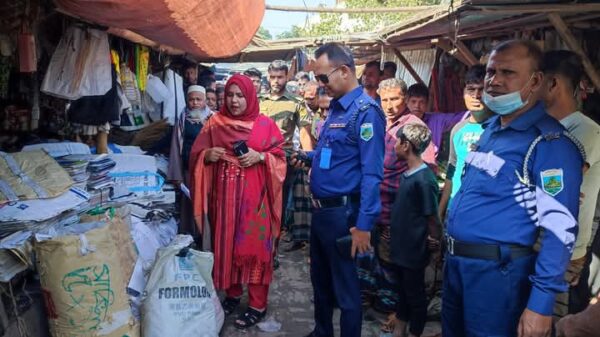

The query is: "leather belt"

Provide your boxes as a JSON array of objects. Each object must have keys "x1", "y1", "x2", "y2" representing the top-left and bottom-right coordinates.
[
  {"x1": 445, "y1": 235, "x2": 534, "y2": 261},
  {"x1": 312, "y1": 194, "x2": 360, "y2": 209}
]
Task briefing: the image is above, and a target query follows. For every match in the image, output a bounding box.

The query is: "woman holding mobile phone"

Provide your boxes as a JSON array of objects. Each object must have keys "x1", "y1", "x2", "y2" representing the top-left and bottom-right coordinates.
[{"x1": 189, "y1": 74, "x2": 286, "y2": 329}]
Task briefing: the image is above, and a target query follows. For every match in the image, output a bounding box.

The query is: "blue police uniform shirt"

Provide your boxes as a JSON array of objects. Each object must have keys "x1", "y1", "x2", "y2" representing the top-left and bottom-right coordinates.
[
  {"x1": 309, "y1": 86, "x2": 385, "y2": 231},
  {"x1": 447, "y1": 102, "x2": 583, "y2": 316}
]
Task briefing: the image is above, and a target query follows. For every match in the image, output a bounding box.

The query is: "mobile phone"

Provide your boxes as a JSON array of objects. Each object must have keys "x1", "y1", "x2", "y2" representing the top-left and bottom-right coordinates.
[
  {"x1": 296, "y1": 151, "x2": 312, "y2": 165},
  {"x1": 232, "y1": 140, "x2": 249, "y2": 157},
  {"x1": 296, "y1": 151, "x2": 309, "y2": 162}
]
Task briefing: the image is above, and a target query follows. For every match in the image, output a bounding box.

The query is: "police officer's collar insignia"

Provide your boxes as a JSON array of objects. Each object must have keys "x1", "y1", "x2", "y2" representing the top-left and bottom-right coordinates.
[
  {"x1": 360, "y1": 123, "x2": 374, "y2": 141},
  {"x1": 540, "y1": 169, "x2": 564, "y2": 196}
]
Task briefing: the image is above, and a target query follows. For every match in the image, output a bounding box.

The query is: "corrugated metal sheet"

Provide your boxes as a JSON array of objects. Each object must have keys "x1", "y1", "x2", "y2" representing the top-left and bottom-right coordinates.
[{"x1": 382, "y1": 48, "x2": 437, "y2": 87}]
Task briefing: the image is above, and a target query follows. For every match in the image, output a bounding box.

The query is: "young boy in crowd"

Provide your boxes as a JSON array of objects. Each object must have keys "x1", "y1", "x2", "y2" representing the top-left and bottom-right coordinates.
[{"x1": 389, "y1": 123, "x2": 442, "y2": 337}]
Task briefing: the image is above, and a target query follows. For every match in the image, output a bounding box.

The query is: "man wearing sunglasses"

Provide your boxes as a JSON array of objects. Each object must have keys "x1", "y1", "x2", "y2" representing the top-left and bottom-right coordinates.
[{"x1": 302, "y1": 42, "x2": 385, "y2": 337}]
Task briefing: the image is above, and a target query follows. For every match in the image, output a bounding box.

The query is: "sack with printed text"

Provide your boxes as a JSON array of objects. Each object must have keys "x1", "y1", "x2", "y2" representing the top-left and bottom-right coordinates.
[
  {"x1": 141, "y1": 244, "x2": 223, "y2": 337},
  {"x1": 34, "y1": 212, "x2": 139, "y2": 337}
]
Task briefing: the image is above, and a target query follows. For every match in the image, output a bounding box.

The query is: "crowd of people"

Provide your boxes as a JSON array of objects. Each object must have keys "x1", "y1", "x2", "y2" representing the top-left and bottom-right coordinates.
[{"x1": 166, "y1": 39, "x2": 600, "y2": 337}]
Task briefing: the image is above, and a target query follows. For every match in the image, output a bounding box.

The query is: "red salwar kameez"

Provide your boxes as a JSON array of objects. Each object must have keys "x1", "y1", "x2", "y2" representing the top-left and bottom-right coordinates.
[{"x1": 190, "y1": 75, "x2": 286, "y2": 310}]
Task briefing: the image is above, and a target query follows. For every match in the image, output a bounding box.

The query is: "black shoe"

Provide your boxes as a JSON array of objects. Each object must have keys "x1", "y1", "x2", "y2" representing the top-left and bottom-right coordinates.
[
  {"x1": 234, "y1": 307, "x2": 267, "y2": 330},
  {"x1": 274, "y1": 256, "x2": 280, "y2": 270},
  {"x1": 284, "y1": 241, "x2": 307, "y2": 252},
  {"x1": 221, "y1": 297, "x2": 241, "y2": 316}
]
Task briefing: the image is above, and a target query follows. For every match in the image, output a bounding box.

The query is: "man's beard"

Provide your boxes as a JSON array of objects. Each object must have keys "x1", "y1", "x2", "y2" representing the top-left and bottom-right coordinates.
[
  {"x1": 364, "y1": 83, "x2": 377, "y2": 90},
  {"x1": 271, "y1": 85, "x2": 284, "y2": 94},
  {"x1": 188, "y1": 108, "x2": 205, "y2": 119}
]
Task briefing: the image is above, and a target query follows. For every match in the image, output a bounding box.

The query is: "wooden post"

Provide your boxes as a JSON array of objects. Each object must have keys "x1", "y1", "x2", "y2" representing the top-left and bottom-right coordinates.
[
  {"x1": 548, "y1": 13, "x2": 600, "y2": 90},
  {"x1": 432, "y1": 38, "x2": 471, "y2": 67},
  {"x1": 454, "y1": 40, "x2": 479, "y2": 66},
  {"x1": 96, "y1": 131, "x2": 108, "y2": 154},
  {"x1": 393, "y1": 48, "x2": 425, "y2": 85}
]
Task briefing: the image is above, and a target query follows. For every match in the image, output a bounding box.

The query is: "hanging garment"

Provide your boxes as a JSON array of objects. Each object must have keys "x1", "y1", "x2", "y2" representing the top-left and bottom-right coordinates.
[
  {"x1": 145, "y1": 74, "x2": 169, "y2": 103},
  {"x1": 118, "y1": 63, "x2": 150, "y2": 131},
  {"x1": 18, "y1": 32, "x2": 37, "y2": 73},
  {"x1": 135, "y1": 45, "x2": 149, "y2": 91},
  {"x1": 160, "y1": 69, "x2": 185, "y2": 126},
  {"x1": 68, "y1": 65, "x2": 120, "y2": 125},
  {"x1": 41, "y1": 26, "x2": 111, "y2": 100}
]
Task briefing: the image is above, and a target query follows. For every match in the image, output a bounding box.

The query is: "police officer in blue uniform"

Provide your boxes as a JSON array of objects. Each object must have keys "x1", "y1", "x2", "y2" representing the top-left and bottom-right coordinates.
[
  {"x1": 443, "y1": 40, "x2": 584, "y2": 337},
  {"x1": 296, "y1": 43, "x2": 385, "y2": 337}
]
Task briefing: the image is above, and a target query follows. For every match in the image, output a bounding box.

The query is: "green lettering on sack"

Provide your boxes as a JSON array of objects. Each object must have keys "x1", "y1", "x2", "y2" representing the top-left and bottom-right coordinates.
[{"x1": 61, "y1": 264, "x2": 114, "y2": 332}]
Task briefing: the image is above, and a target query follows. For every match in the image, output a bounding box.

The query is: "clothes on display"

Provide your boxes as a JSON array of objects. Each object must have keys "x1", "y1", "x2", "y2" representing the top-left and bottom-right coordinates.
[
  {"x1": 68, "y1": 66, "x2": 121, "y2": 125},
  {"x1": 41, "y1": 25, "x2": 112, "y2": 100}
]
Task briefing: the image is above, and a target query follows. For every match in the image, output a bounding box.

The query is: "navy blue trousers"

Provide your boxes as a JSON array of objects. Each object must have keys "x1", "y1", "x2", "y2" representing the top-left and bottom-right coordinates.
[
  {"x1": 442, "y1": 253, "x2": 536, "y2": 337},
  {"x1": 310, "y1": 203, "x2": 362, "y2": 337}
]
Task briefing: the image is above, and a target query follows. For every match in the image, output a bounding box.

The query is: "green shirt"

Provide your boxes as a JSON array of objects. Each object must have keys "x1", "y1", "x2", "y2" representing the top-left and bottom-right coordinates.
[{"x1": 259, "y1": 92, "x2": 307, "y2": 149}]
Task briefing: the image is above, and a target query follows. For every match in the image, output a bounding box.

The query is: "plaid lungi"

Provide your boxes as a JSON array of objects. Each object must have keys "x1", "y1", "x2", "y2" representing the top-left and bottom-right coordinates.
[{"x1": 291, "y1": 168, "x2": 312, "y2": 242}]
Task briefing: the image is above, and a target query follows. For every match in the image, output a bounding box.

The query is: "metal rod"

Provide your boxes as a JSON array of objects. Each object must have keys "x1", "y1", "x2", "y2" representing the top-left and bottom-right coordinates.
[{"x1": 265, "y1": 4, "x2": 442, "y2": 14}]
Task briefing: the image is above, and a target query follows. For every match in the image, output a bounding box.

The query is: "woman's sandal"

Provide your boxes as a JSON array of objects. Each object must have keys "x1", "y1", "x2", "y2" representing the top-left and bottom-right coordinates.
[
  {"x1": 379, "y1": 315, "x2": 397, "y2": 335},
  {"x1": 234, "y1": 307, "x2": 267, "y2": 329},
  {"x1": 221, "y1": 297, "x2": 241, "y2": 316}
]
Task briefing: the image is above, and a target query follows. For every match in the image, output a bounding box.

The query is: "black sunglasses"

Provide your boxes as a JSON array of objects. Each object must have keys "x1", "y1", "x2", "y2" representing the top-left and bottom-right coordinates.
[{"x1": 315, "y1": 66, "x2": 344, "y2": 84}]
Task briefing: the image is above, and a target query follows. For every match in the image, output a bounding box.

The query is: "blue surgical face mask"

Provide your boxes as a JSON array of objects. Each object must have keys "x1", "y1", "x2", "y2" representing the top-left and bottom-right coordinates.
[{"x1": 482, "y1": 75, "x2": 534, "y2": 116}]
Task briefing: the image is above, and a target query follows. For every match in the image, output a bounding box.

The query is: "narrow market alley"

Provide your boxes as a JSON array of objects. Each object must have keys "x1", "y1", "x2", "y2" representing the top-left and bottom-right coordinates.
[{"x1": 220, "y1": 248, "x2": 442, "y2": 336}]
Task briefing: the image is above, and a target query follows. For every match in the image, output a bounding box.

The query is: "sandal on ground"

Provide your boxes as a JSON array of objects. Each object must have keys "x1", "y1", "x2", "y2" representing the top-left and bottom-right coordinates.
[
  {"x1": 380, "y1": 314, "x2": 396, "y2": 334},
  {"x1": 221, "y1": 297, "x2": 241, "y2": 316},
  {"x1": 234, "y1": 307, "x2": 267, "y2": 329}
]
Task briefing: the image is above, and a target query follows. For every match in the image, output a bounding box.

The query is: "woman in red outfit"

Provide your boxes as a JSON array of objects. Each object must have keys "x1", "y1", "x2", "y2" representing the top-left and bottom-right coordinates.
[{"x1": 189, "y1": 74, "x2": 286, "y2": 329}]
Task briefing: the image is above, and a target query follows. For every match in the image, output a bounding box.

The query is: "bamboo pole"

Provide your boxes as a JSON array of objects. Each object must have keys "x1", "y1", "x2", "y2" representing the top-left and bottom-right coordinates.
[
  {"x1": 265, "y1": 4, "x2": 441, "y2": 14},
  {"x1": 393, "y1": 48, "x2": 425, "y2": 85},
  {"x1": 547, "y1": 13, "x2": 600, "y2": 91}
]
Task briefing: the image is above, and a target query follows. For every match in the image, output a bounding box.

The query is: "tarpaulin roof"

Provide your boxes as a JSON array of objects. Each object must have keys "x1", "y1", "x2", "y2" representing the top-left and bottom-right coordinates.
[{"x1": 54, "y1": 0, "x2": 265, "y2": 59}]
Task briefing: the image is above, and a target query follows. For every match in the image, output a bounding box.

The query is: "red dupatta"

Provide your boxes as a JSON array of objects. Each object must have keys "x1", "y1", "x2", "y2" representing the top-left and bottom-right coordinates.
[{"x1": 189, "y1": 75, "x2": 286, "y2": 288}]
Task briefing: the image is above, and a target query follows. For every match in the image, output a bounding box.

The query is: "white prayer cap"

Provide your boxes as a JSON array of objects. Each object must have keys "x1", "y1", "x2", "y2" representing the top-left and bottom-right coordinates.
[{"x1": 187, "y1": 85, "x2": 206, "y2": 95}]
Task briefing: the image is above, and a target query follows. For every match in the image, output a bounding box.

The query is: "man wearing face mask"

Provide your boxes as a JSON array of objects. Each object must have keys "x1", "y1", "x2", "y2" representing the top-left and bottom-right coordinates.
[
  {"x1": 442, "y1": 40, "x2": 584, "y2": 337},
  {"x1": 542, "y1": 50, "x2": 600, "y2": 317}
]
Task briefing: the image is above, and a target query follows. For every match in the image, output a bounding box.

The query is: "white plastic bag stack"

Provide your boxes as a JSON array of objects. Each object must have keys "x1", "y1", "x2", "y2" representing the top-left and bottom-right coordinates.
[{"x1": 142, "y1": 242, "x2": 224, "y2": 337}]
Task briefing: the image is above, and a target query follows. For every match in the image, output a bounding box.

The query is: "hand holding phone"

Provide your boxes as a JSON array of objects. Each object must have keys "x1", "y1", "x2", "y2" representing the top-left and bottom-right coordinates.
[
  {"x1": 291, "y1": 150, "x2": 311, "y2": 168},
  {"x1": 232, "y1": 140, "x2": 249, "y2": 157}
]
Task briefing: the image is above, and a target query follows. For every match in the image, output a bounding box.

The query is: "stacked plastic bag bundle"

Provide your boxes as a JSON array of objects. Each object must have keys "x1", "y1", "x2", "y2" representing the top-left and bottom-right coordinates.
[
  {"x1": 56, "y1": 154, "x2": 91, "y2": 189},
  {"x1": 0, "y1": 150, "x2": 89, "y2": 239},
  {"x1": 87, "y1": 155, "x2": 116, "y2": 190}
]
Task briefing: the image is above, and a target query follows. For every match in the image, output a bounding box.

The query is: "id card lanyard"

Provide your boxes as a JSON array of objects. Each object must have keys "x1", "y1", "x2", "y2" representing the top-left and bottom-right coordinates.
[{"x1": 319, "y1": 111, "x2": 335, "y2": 170}]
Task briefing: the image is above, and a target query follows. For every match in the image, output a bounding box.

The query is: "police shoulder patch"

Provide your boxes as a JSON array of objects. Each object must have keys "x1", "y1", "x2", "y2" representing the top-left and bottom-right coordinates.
[
  {"x1": 540, "y1": 168, "x2": 564, "y2": 196},
  {"x1": 360, "y1": 123, "x2": 374, "y2": 141}
]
